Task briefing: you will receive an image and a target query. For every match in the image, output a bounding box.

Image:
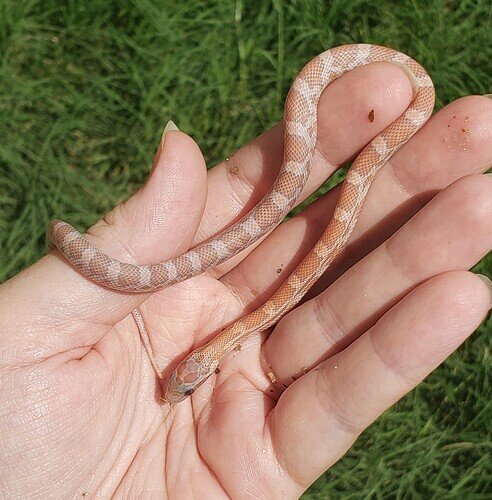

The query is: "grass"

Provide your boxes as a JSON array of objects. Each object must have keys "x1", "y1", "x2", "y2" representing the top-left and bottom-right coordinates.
[{"x1": 0, "y1": 0, "x2": 490, "y2": 497}]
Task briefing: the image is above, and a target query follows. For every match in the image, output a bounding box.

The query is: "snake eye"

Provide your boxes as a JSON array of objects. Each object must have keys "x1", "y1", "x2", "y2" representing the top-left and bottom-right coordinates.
[{"x1": 184, "y1": 388, "x2": 195, "y2": 397}]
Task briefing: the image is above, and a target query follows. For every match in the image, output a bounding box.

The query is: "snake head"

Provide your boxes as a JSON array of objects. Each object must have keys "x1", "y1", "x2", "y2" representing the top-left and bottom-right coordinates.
[{"x1": 164, "y1": 352, "x2": 216, "y2": 404}]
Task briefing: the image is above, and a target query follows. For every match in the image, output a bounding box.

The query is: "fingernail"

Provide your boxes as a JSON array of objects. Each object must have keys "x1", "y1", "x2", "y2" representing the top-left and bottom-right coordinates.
[
  {"x1": 476, "y1": 274, "x2": 492, "y2": 307},
  {"x1": 151, "y1": 120, "x2": 179, "y2": 174},
  {"x1": 160, "y1": 120, "x2": 179, "y2": 149},
  {"x1": 389, "y1": 61, "x2": 419, "y2": 97}
]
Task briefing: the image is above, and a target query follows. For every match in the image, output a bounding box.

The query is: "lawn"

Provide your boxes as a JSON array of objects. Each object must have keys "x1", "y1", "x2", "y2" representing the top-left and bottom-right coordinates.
[{"x1": 0, "y1": 0, "x2": 490, "y2": 497}]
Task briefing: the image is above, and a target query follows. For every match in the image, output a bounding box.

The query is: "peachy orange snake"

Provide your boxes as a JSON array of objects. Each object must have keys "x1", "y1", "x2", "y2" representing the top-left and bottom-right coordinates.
[{"x1": 48, "y1": 44, "x2": 435, "y2": 403}]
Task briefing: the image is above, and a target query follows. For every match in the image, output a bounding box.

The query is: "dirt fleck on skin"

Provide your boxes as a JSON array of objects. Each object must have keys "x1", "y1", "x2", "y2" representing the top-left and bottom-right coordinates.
[
  {"x1": 302, "y1": 367, "x2": 309, "y2": 374},
  {"x1": 228, "y1": 163, "x2": 239, "y2": 175},
  {"x1": 234, "y1": 344, "x2": 242, "y2": 352},
  {"x1": 215, "y1": 367, "x2": 221, "y2": 374},
  {"x1": 267, "y1": 371, "x2": 277, "y2": 384},
  {"x1": 443, "y1": 117, "x2": 472, "y2": 151},
  {"x1": 368, "y1": 109, "x2": 375, "y2": 122}
]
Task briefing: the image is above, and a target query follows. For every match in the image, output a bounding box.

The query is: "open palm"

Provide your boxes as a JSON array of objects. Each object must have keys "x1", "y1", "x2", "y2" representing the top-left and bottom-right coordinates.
[{"x1": 1, "y1": 63, "x2": 491, "y2": 499}]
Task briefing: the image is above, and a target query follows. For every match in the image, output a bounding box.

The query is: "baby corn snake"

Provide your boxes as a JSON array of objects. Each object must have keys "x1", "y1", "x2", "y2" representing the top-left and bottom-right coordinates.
[{"x1": 48, "y1": 44, "x2": 435, "y2": 403}]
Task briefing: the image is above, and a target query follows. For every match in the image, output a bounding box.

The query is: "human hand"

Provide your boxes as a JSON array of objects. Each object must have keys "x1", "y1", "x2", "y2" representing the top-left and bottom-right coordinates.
[{"x1": 1, "y1": 63, "x2": 491, "y2": 498}]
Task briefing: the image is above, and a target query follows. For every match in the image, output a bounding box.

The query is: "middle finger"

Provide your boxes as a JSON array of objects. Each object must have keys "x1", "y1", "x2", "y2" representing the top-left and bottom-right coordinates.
[{"x1": 264, "y1": 172, "x2": 492, "y2": 386}]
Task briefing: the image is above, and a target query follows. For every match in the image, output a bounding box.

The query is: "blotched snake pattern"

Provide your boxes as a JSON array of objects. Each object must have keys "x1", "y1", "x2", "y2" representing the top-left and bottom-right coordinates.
[{"x1": 48, "y1": 44, "x2": 435, "y2": 403}]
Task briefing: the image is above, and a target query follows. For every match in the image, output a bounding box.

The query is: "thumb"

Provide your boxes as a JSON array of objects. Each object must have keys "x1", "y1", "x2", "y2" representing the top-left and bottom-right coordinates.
[{"x1": 0, "y1": 123, "x2": 207, "y2": 360}]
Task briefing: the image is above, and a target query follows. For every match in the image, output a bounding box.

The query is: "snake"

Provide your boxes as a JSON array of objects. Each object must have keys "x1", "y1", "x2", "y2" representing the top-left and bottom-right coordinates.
[{"x1": 47, "y1": 44, "x2": 435, "y2": 403}]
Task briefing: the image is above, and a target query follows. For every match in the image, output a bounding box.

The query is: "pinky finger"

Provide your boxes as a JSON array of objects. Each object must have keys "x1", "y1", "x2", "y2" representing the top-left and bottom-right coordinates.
[{"x1": 269, "y1": 271, "x2": 491, "y2": 491}]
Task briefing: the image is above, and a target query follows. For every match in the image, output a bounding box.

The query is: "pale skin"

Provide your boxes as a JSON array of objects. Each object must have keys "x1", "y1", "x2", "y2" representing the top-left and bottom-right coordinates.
[{"x1": 0, "y1": 63, "x2": 491, "y2": 499}]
